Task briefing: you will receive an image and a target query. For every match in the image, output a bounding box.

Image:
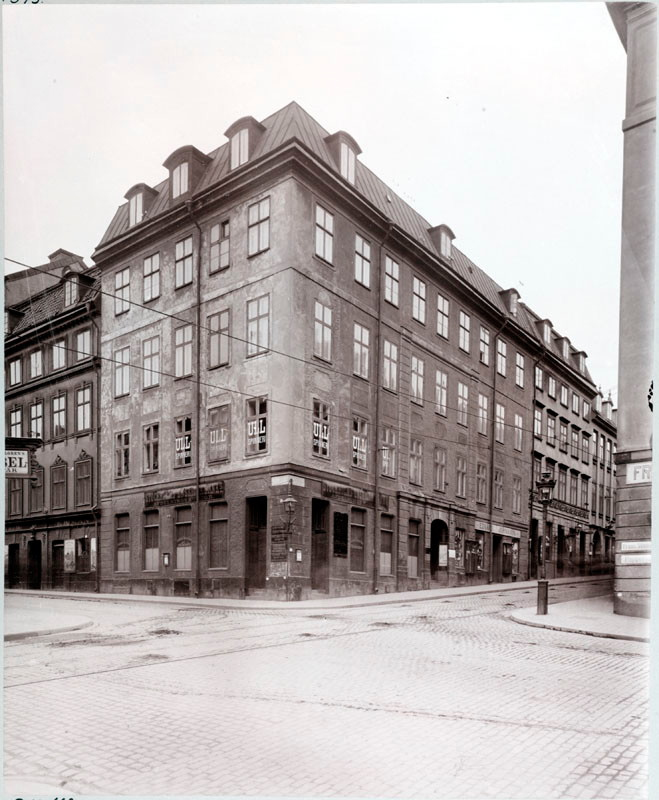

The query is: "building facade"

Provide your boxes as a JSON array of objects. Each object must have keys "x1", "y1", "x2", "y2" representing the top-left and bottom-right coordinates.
[
  {"x1": 89, "y1": 102, "x2": 615, "y2": 600},
  {"x1": 608, "y1": 2, "x2": 655, "y2": 618},
  {"x1": 5, "y1": 253, "x2": 101, "y2": 591}
]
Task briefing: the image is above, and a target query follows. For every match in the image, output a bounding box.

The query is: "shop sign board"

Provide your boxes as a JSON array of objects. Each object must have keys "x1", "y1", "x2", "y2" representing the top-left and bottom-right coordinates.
[
  {"x1": 626, "y1": 462, "x2": 651, "y2": 485},
  {"x1": 5, "y1": 450, "x2": 29, "y2": 475},
  {"x1": 619, "y1": 553, "x2": 651, "y2": 566}
]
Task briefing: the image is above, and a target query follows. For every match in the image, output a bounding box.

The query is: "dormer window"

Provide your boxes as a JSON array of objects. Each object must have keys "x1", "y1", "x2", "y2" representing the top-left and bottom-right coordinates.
[
  {"x1": 429, "y1": 224, "x2": 455, "y2": 261},
  {"x1": 172, "y1": 162, "x2": 189, "y2": 198},
  {"x1": 64, "y1": 275, "x2": 79, "y2": 307},
  {"x1": 562, "y1": 339, "x2": 570, "y2": 360},
  {"x1": 129, "y1": 193, "x2": 143, "y2": 227},
  {"x1": 440, "y1": 231, "x2": 452, "y2": 259},
  {"x1": 231, "y1": 129, "x2": 249, "y2": 169},
  {"x1": 543, "y1": 322, "x2": 551, "y2": 345},
  {"x1": 340, "y1": 142, "x2": 356, "y2": 184},
  {"x1": 577, "y1": 352, "x2": 586, "y2": 373}
]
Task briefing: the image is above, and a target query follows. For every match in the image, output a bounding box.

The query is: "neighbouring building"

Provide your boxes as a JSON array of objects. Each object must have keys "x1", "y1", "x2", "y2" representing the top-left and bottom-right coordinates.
[
  {"x1": 608, "y1": 2, "x2": 655, "y2": 617},
  {"x1": 86, "y1": 102, "x2": 616, "y2": 600},
  {"x1": 4, "y1": 252, "x2": 101, "y2": 591}
]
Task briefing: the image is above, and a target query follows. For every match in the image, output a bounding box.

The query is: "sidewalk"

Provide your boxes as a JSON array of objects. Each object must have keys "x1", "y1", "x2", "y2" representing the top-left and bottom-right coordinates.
[
  {"x1": 5, "y1": 576, "x2": 615, "y2": 640},
  {"x1": 510, "y1": 594, "x2": 650, "y2": 643}
]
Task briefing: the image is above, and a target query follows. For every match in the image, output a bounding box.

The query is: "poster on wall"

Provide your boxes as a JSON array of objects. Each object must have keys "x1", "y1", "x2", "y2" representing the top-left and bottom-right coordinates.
[
  {"x1": 91, "y1": 537, "x2": 97, "y2": 571},
  {"x1": 63, "y1": 539, "x2": 76, "y2": 573}
]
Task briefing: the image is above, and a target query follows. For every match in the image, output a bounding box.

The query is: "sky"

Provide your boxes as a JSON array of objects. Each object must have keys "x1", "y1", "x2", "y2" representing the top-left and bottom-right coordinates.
[{"x1": 2, "y1": 2, "x2": 626, "y2": 402}]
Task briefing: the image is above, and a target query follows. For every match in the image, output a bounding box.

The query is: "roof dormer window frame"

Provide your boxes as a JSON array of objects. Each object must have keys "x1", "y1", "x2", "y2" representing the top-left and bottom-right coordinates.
[
  {"x1": 230, "y1": 128, "x2": 249, "y2": 170},
  {"x1": 340, "y1": 141, "x2": 356, "y2": 185},
  {"x1": 543, "y1": 321, "x2": 551, "y2": 345},
  {"x1": 64, "y1": 273, "x2": 79, "y2": 308},
  {"x1": 128, "y1": 192, "x2": 143, "y2": 227},
  {"x1": 172, "y1": 161, "x2": 189, "y2": 199}
]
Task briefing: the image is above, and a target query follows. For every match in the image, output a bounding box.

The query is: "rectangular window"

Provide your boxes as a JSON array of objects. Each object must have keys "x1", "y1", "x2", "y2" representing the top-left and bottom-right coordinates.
[
  {"x1": 534, "y1": 408, "x2": 542, "y2": 438},
  {"x1": 30, "y1": 350, "x2": 43, "y2": 378},
  {"x1": 315, "y1": 206, "x2": 334, "y2": 263},
  {"x1": 210, "y1": 221, "x2": 230, "y2": 273},
  {"x1": 478, "y1": 394, "x2": 489, "y2": 435},
  {"x1": 75, "y1": 386, "x2": 92, "y2": 432},
  {"x1": 312, "y1": 400, "x2": 330, "y2": 458},
  {"x1": 353, "y1": 323, "x2": 370, "y2": 379},
  {"x1": 456, "y1": 456, "x2": 467, "y2": 497},
  {"x1": 380, "y1": 516, "x2": 394, "y2": 576},
  {"x1": 172, "y1": 161, "x2": 189, "y2": 197},
  {"x1": 8, "y1": 478, "x2": 22, "y2": 516},
  {"x1": 143, "y1": 336, "x2": 160, "y2": 388},
  {"x1": 435, "y1": 370, "x2": 448, "y2": 416},
  {"x1": 209, "y1": 503, "x2": 229, "y2": 569},
  {"x1": 582, "y1": 433, "x2": 590, "y2": 463},
  {"x1": 29, "y1": 467, "x2": 44, "y2": 513},
  {"x1": 9, "y1": 358, "x2": 21, "y2": 386},
  {"x1": 548, "y1": 376, "x2": 557, "y2": 398},
  {"x1": 143, "y1": 423, "x2": 159, "y2": 473},
  {"x1": 175, "y1": 325, "x2": 193, "y2": 377},
  {"x1": 354, "y1": 234, "x2": 371, "y2": 287},
  {"x1": 350, "y1": 508, "x2": 366, "y2": 572},
  {"x1": 535, "y1": 366, "x2": 544, "y2": 390},
  {"x1": 208, "y1": 405, "x2": 231, "y2": 462},
  {"x1": 459, "y1": 311, "x2": 470, "y2": 352},
  {"x1": 175, "y1": 236, "x2": 193, "y2": 288},
  {"x1": 340, "y1": 142, "x2": 356, "y2": 183},
  {"x1": 52, "y1": 340, "x2": 66, "y2": 371},
  {"x1": 514, "y1": 413, "x2": 524, "y2": 451},
  {"x1": 314, "y1": 302, "x2": 332, "y2": 362},
  {"x1": 572, "y1": 393, "x2": 580, "y2": 415},
  {"x1": 52, "y1": 394, "x2": 66, "y2": 438},
  {"x1": 51, "y1": 464, "x2": 66, "y2": 510},
  {"x1": 129, "y1": 192, "x2": 143, "y2": 227},
  {"x1": 115, "y1": 431, "x2": 130, "y2": 477},
  {"x1": 230, "y1": 129, "x2": 248, "y2": 169},
  {"x1": 547, "y1": 415, "x2": 556, "y2": 446},
  {"x1": 114, "y1": 268, "x2": 130, "y2": 315},
  {"x1": 513, "y1": 476, "x2": 522, "y2": 514},
  {"x1": 352, "y1": 417, "x2": 368, "y2": 469},
  {"x1": 381, "y1": 426, "x2": 397, "y2": 477},
  {"x1": 434, "y1": 447, "x2": 447, "y2": 492},
  {"x1": 114, "y1": 346, "x2": 130, "y2": 397},
  {"x1": 246, "y1": 396, "x2": 268, "y2": 454},
  {"x1": 494, "y1": 470, "x2": 504, "y2": 509},
  {"x1": 412, "y1": 277, "x2": 426, "y2": 324},
  {"x1": 143, "y1": 510, "x2": 159, "y2": 571},
  {"x1": 581, "y1": 477, "x2": 589, "y2": 509},
  {"x1": 9, "y1": 407, "x2": 22, "y2": 438},
  {"x1": 479, "y1": 326, "x2": 490, "y2": 365},
  {"x1": 411, "y1": 356, "x2": 424, "y2": 404},
  {"x1": 30, "y1": 402, "x2": 43, "y2": 439},
  {"x1": 571, "y1": 428, "x2": 580, "y2": 458},
  {"x1": 384, "y1": 256, "x2": 399, "y2": 306},
  {"x1": 560, "y1": 385, "x2": 569, "y2": 406},
  {"x1": 247, "y1": 295, "x2": 270, "y2": 356},
  {"x1": 437, "y1": 295, "x2": 449, "y2": 338},
  {"x1": 175, "y1": 506, "x2": 192, "y2": 570},
  {"x1": 383, "y1": 339, "x2": 398, "y2": 391},
  {"x1": 497, "y1": 340, "x2": 507, "y2": 376},
  {"x1": 558, "y1": 468, "x2": 567, "y2": 502},
  {"x1": 75, "y1": 459, "x2": 92, "y2": 506},
  {"x1": 559, "y1": 422, "x2": 568, "y2": 452},
  {"x1": 248, "y1": 197, "x2": 270, "y2": 256},
  {"x1": 76, "y1": 330, "x2": 92, "y2": 361},
  {"x1": 143, "y1": 253, "x2": 160, "y2": 301},
  {"x1": 476, "y1": 463, "x2": 487, "y2": 504},
  {"x1": 515, "y1": 353, "x2": 525, "y2": 387},
  {"x1": 115, "y1": 514, "x2": 130, "y2": 572},
  {"x1": 175, "y1": 416, "x2": 193, "y2": 467},
  {"x1": 65, "y1": 275, "x2": 79, "y2": 307},
  {"x1": 570, "y1": 473, "x2": 579, "y2": 506},
  {"x1": 495, "y1": 404, "x2": 505, "y2": 443},
  {"x1": 409, "y1": 438, "x2": 423, "y2": 485},
  {"x1": 583, "y1": 400, "x2": 591, "y2": 419},
  {"x1": 407, "y1": 523, "x2": 419, "y2": 578},
  {"x1": 457, "y1": 382, "x2": 469, "y2": 426},
  {"x1": 209, "y1": 311, "x2": 230, "y2": 368}
]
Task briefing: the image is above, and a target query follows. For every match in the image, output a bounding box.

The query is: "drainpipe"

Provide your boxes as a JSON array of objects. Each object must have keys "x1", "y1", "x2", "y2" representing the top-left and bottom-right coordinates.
[
  {"x1": 372, "y1": 221, "x2": 394, "y2": 594},
  {"x1": 91, "y1": 313, "x2": 102, "y2": 593},
  {"x1": 186, "y1": 201, "x2": 203, "y2": 598},
  {"x1": 487, "y1": 318, "x2": 509, "y2": 583}
]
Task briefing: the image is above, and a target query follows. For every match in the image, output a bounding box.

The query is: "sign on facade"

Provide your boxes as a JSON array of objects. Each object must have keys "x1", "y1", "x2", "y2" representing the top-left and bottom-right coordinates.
[
  {"x1": 626, "y1": 462, "x2": 652, "y2": 484},
  {"x1": 5, "y1": 450, "x2": 29, "y2": 475},
  {"x1": 620, "y1": 540, "x2": 651, "y2": 552},
  {"x1": 619, "y1": 553, "x2": 651, "y2": 566},
  {"x1": 63, "y1": 539, "x2": 76, "y2": 573}
]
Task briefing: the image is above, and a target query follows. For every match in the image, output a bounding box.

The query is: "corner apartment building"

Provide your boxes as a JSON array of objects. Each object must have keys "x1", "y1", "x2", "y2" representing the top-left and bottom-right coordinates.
[
  {"x1": 4, "y1": 252, "x2": 101, "y2": 591},
  {"x1": 91, "y1": 102, "x2": 613, "y2": 600}
]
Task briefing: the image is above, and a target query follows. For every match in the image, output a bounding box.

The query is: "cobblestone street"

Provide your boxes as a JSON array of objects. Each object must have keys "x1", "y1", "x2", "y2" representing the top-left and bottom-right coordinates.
[{"x1": 4, "y1": 583, "x2": 649, "y2": 799}]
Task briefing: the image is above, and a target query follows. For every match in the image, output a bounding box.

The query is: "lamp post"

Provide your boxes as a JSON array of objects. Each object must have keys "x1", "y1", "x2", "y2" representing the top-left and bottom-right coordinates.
[
  {"x1": 536, "y1": 471, "x2": 555, "y2": 615},
  {"x1": 280, "y1": 479, "x2": 298, "y2": 599}
]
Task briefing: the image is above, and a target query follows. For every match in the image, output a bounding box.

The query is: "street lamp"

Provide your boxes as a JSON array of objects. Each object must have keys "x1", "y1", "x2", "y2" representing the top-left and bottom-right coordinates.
[
  {"x1": 536, "y1": 470, "x2": 555, "y2": 614},
  {"x1": 281, "y1": 479, "x2": 298, "y2": 533}
]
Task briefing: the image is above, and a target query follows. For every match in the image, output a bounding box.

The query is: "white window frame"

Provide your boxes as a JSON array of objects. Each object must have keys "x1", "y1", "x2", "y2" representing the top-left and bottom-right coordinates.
[
  {"x1": 437, "y1": 295, "x2": 449, "y2": 339},
  {"x1": 459, "y1": 311, "x2": 470, "y2": 353},
  {"x1": 314, "y1": 301, "x2": 332, "y2": 362},
  {"x1": 247, "y1": 197, "x2": 270, "y2": 256},
  {"x1": 411, "y1": 355, "x2": 424, "y2": 404},
  {"x1": 143, "y1": 253, "x2": 160, "y2": 302},
  {"x1": 231, "y1": 129, "x2": 249, "y2": 169},
  {"x1": 384, "y1": 256, "x2": 399, "y2": 306},
  {"x1": 114, "y1": 267, "x2": 130, "y2": 315},
  {"x1": 114, "y1": 346, "x2": 130, "y2": 397},
  {"x1": 479, "y1": 326, "x2": 490, "y2": 365},
  {"x1": 175, "y1": 325, "x2": 193, "y2": 377},
  {"x1": 353, "y1": 323, "x2": 370, "y2": 379},
  {"x1": 412, "y1": 277, "x2": 426, "y2": 324},
  {"x1": 247, "y1": 295, "x2": 270, "y2": 357},
  {"x1": 354, "y1": 234, "x2": 371, "y2": 288},
  {"x1": 515, "y1": 353, "x2": 525, "y2": 388},
  {"x1": 172, "y1": 162, "x2": 189, "y2": 198},
  {"x1": 435, "y1": 370, "x2": 448, "y2": 416},
  {"x1": 143, "y1": 336, "x2": 160, "y2": 389},
  {"x1": 315, "y1": 206, "x2": 334, "y2": 263},
  {"x1": 383, "y1": 339, "x2": 398, "y2": 392},
  {"x1": 457, "y1": 382, "x2": 469, "y2": 426}
]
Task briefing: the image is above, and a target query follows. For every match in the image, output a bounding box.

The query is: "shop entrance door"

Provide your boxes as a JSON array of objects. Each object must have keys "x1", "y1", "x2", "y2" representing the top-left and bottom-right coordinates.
[
  {"x1": 52, "y1": 541, "x2": 65, "y2": 588},
  {"x1": 7, "y1": 544, "x2": 20, "y2": 588},
  {"x1": 246, "y1": 497, "x2": 267, "y2": 591},
  {"x1": 27, "y1": 540, "x2": 42, "y2": 590},
  {"x1": 311, "y1": 499, "x2": 329, "y2": 591},
  {"x1": 491, "y1": 534, "x2": 503, "y2": 582},
  {"x1": 430, "y1": 520, "x2": 448, "y2": 579}
]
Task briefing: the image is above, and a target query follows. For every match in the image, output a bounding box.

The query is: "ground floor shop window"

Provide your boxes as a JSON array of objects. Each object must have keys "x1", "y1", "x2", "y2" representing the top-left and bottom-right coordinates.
[
  {"x1": 407, "y1": 524, "x2": 420, "y2": 578},
  {"x1": 8, "y1": 478, "x2": 23, "y2": 517},
  {"x1": 209, "y1": 503, "x2": 228, "y2": 568},
  {"x1": 350, "y1": 508, "x2": 366, "y2": 572},
  {"x1": 502, "y1": 543, "x2": 512, "y2": 575},
  {"x1": 143, "y1": 510, "x2": 159, "y2": 571},
  {"x1": 115, "y1": 513, "x2": 130, "y2": 572},
  {"x1": 175, "y1": 506, "x2": 192, "y2": 570},
  {"x1": 380, "y1": 515, "x2": 394, "y2": 576},
  {"x1": 76, "y1": 535, "x2": 90, "y2": 573}
]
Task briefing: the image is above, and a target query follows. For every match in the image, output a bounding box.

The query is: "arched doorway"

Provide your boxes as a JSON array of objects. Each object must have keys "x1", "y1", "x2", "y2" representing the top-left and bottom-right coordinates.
[{"x1": 430, "y1": 520, "x2": 449, "y2": 579}]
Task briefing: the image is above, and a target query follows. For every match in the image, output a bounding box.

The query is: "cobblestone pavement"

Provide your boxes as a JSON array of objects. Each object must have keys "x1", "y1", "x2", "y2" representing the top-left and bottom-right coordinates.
[{"x1": 4, "y1": 583, "x2": 649, "y2": 799}]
